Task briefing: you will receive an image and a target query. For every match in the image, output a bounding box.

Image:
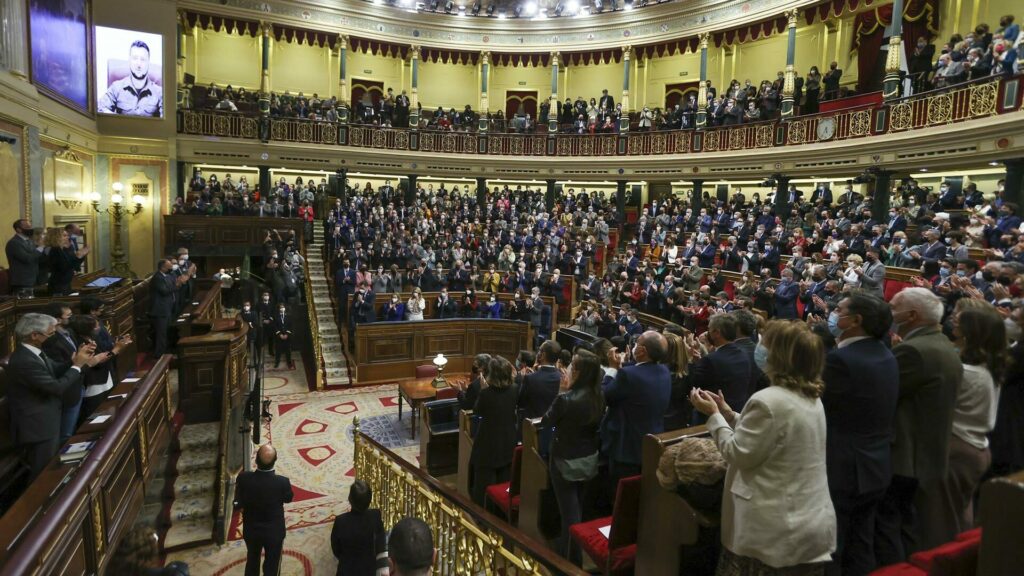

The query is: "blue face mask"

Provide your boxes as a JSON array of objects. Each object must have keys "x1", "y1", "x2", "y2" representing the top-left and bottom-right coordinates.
[
  {"x1": 754, "y1": 343, "x2": 769, "y2": 371},
  {"x1": 827, "y1": 311, "x2": 844, "y2": 338},
  {"x1": 940, "y1": 267, "x2": 951, "y2": 278},
  {"x1": 956, "y1": 270, "x2": 967, "y2": 277}
]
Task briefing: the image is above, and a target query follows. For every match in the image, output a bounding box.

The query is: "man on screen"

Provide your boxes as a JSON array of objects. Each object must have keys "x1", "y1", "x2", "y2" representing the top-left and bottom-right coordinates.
[{"x1": 98, "y1": 40, "x2": 162, "y2": 117}]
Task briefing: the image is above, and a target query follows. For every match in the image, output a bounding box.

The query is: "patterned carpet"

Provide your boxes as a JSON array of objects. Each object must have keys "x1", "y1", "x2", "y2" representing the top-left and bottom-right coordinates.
[{"x1": 166, "y1": 377, "x2": 422, "y2": 575}]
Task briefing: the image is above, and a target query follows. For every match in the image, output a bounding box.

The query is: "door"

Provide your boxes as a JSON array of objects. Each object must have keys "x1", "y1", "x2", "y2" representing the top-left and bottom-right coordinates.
[
  {"x1": 505, "y1": 91, "x2": 538, "y2": 120},
  {"x1": 351, "y1": 79, "x2": 385, "y2": 109},
  {"x1": 664, "y1": 82, "x2": 699, "y2": 110}
]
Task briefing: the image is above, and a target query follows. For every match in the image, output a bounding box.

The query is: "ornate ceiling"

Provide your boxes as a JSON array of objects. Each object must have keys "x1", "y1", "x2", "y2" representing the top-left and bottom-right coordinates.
[
  {"x1": 356, "y1": 0, "x2": 671, "y2": 19},
  {"x1": 179, "y1": 0, "x2": 814, "y2": 51}
]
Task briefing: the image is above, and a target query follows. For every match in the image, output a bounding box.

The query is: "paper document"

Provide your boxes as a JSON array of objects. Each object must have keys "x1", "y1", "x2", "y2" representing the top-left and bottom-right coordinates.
[{"x1": 90, "y1": 415, "x2": 111, "y2": 424}]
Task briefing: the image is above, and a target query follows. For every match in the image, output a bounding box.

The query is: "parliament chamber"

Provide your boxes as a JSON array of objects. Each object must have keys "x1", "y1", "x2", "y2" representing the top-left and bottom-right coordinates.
[{"x1": 1, "y1": 0, "x2": 1024, "y2": 573}]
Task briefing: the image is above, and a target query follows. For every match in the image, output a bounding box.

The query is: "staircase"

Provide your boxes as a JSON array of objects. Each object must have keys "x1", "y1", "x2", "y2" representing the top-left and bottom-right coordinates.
[
  {"x1": 160, "y1": 421, "x2": 221, "y2": 550},
  {"x1": 306, "y1": 224, "x2": 352, "y2": 387}
]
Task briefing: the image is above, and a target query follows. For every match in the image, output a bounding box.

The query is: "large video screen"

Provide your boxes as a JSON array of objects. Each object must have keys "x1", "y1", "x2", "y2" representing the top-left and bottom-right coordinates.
[
  {"x1": 28, "y1": 0, "x2": 90, "y2": 112},
  {"x1": 95, "y1": 26, "x2": 163, "y2": 118}
]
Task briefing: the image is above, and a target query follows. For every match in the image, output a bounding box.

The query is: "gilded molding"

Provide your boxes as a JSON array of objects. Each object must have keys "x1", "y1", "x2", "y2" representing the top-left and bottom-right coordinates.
[{"x1": 22, "y1": 125, "x2": 30, "y2": 221}]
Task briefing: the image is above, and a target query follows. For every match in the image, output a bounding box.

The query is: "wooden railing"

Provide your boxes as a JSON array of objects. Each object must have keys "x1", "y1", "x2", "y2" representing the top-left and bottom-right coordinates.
[
  {"x1": 177, "y1": 74, "x2": 1021, "y2": 157},
  {"x1": 0, "y1": 355, "x2": 173, "y2": 575},
  {"x1": 353, "y1": 420, "x2": 587, "y2": 576}
]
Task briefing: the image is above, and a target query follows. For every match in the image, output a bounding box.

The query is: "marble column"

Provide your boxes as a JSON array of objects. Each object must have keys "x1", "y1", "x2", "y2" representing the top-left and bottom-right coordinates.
[
  {"x1": 773, "y1": 174, "x2": 792, "y2": 217},
  {"x1": 338, "y1": 35, "x2": 350, "y2": 122},
  {"x1": 882, "y1": 0, "x2": 905, "y2": 101},
  {"x1": 0, "y1": 0, "x2": 28, "y2": 78},
  {"x1": 176, "y1": 22, "x2": 188, "y2": 109},
  {"x1": 620, "y1": 45, "x2": 632, "y2": 132},
  {"x1": 409, "y1": 46, "x2": 420, "y2": 128},
  {"x1": 479, "y1": 51, "x2": 490, "y2": 132},
  {"x1": 691, "y1": 179, "x2": 704, "y2": 213},
  {"x1": 549, "y1": 52, "x2": 560, "y2": 133},
  {"x1": 1003, "y1": 159, "x2": 1024, "y2": 208},
  {"x1": 696, "y1": 33, "x2": 709, "y2": 129},
  {"x1": 780, "y1": 9, "x2": 799, "y2": 120},
  {"x1": 872, "y1": 169, "x2": 894, "y2": 219},
  {"x1": 258, "y1": 22, "x2": 271, "y2": 116}
]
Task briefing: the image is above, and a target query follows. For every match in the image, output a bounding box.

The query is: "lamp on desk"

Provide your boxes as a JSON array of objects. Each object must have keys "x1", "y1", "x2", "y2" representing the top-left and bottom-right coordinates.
[
  {"x1": 432, "y1": 353, "x2": 448, "y2": 389},
  {"x1": 90, "y1": 182, "x2": 145, "y2": 278}
]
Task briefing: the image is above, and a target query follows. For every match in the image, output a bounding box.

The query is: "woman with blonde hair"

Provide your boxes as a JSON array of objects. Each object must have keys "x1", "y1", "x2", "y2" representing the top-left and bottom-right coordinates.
[
  {"x1": 842, "y1": 254, "x2": 864, "y2": 288},
  {"x1": 406, "y1": 288, "x2": 426, "y2": 321},
  {"x1": 663, "y1": 331, "x2": 693, "y2": 430},
  {"x1": 691, "y1": 320, "x2": 836, "y2": 575}
]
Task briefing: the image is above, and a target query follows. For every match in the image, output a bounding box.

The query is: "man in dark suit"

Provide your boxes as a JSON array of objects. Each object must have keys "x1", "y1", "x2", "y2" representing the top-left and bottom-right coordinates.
[
  {"x1": 41, "y1": 303, "x2": 90, "y2": 444},
  {"x1": 5, "y1": 219, "x2": 44, "y2": 297},
  {"x1": 810, "y1": 183, "x2": 834, "y2": 206},
  {"x1": 330, "y1": 479, "x2": 387, "y2": 576},
  {"x1": 234, "y1": 444, "x2": 293, "y2": 576},
  {"x1": 770, "y1": 268, "x2": 800, "y2": 319},
  {"x1": 148, "y1": 259, "x2": 180, "y2": 359},
  {"x1": 256, "y1": 291, "x2": 276, "y2": 357},
  {"x1": 685, "y1": 314, "x2": 755, "y2": 423},
  {"x1": 599, "y1": 89, "x2": 614, "y2": 111},
  {"x1": 823, "y1": 61, "x2": 843, "y2": 100},
  {"x1": 435, "y1": 289, "x2": 458, "y2": 319},
  {"x1": 875, "y1": 288, "x2": 962, "y2": 563},
  {"x1": 517, "y1": 341, "x2": 562, "y2": 419},
  {"x1": 823, "y1": 293, "x2": 899, "y2": 576},
  {"x1": 334, "y1": 259, "x2": 356, "y2": 324},
  {"x1": 601, "y1": 331, "x2": 672, "y2": 493},
  {"x1": 6, "y1": 313, "x2": 95, "y2": 478},
  {"x1": 273, "y1": 303, "x2": 294, "y2": 369}
]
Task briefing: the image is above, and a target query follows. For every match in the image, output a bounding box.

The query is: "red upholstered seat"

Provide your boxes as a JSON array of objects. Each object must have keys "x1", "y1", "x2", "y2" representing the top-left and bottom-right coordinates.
[
  {"x1": 569, "y1": 475, "x2": 642, "y2": 575},
  {"x1": 884, "y1": 279, "x2": 912, "y2": 302},
  {"x1": 908, "y1": 530, "x2": 980, "y2": 576},
  {"x1": 485, "y1": 445, "x2": 523, "y2": 523},
  {"x1": 955, "y1": 527, "x2": 982, "y2": 542},
  {"x1": 868, "y1": 563, "x2": 926, "y2": 576},
  {"x1": 415, "y1": 365, "x2": 438, "y2": 379},
  {"x1": 723, "y1": 280, "x2": 735, "y2": 300}
]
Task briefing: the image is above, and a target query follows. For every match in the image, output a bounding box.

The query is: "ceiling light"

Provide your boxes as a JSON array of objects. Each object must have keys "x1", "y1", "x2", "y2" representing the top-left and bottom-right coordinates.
[
  {"x1": 524, "y1": 1, "x2": 537, "y2": 15},
  {"x1": 566, "y1": 0, "x2": 579, "y2": 12},
  {"x1": 400, "y1": 0, "x2": 412, "y2": 5},
  {"x1": 919, "y1": 168, "x2": 929, "y2": 172},
  {"x1": 624, "y1": 0, "x2": 633, "y2": 9},
  {"x1": 989, "y1": 161, "x2": 1000, "y2": 166}
]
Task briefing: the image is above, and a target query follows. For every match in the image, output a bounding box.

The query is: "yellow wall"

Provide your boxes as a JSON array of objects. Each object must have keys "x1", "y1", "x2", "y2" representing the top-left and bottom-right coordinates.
[
  {"x1": 40, "y1": 144, "x2": 99, "y2": 273},
  {"x1": 491, "y1": 64, "x2": 559, "y2": 112},
  {"x1": 347, "y1": 50, "x2": 403, "y2": 98},
  {"x1": 271, "y1": 41, "x2": 332, "y2": 98},
  {"x1": 193, "y1": 30, "x2": 261, "y2": 90},
  {"x1": 419, "y1": 61, "x2": 478, "y2": 110},
  {"x1": 643, "y1": 51, "x2": 702, "y2": 109},
  {"x1": 565, "y1": 62, "x2": 619, "y2": 104}
]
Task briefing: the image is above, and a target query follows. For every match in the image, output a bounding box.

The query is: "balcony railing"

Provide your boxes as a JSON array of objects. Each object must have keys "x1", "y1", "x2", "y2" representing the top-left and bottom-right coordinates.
[
  {"x1": 353, "y1": 419, "x2": 586, "y2": 576},
  {"x1": 177, "y1": 74, "x2": 1022, "y2": 158}
]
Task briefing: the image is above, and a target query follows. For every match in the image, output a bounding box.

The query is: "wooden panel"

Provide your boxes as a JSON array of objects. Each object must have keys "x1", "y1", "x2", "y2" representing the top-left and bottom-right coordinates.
[
  {"x1": 163, "y1": 215, "x2": 304, "y2": 255},
  {"x1": 354, "y1": 320, "x2": 531, "y2": 384},
  {"x1": 47, "y1": 523, "x2": 88, "y2": 576},
  {"x1": 103, "y1": 444, "x2": 141, "y2": 544}
]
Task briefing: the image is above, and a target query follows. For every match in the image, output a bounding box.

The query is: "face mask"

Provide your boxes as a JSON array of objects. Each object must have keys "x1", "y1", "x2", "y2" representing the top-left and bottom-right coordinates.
[
  {"x1": 279, "y1": 309, "x2": 286, "y2": 315},
  {"x1": 172, "y1": 264, "x2": 180, "y2": 271},
  {"x1": 827, "y1": 311, "x2": 844, "y2": 339},
  {"x1": 998, "y1": 276, "x2": 1013, "y2": 286},
  {"x1": 982, "y1": 271, "x2": 996, "y2": 282},
  {"x1": 243, "y1": 306, "x2": 251, "y2": 312},
  {"x1": 754, "y1": 343, "x2": 769, "y2": 371},
  {"x1": 956, "y1": 270, "x2": 967, "y2": 277},
  {"x1": 940, "y1": 268, "x2": 951, "y2": 278}
]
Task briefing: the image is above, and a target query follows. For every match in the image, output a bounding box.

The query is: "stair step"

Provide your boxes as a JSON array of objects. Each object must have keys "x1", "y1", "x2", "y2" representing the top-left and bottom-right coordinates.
[
  {"x1": 169, "y1": 491, "x2": 216, "y2": 524},
  {"x1": 178, "y1": 422, "x2": 219, "y2": 451},
  {"x1": 163, "y1": 517, "x2": 215, "y2": 550},
  {"x1": 172, "y1": 469, "x2": 217, "y2": 498},
  {"x1": 175, "y1": 450, "x2": 218, "y2": 475},
  {"x1": 326, "y1": 376, "x2": 351, "y2": 386}
]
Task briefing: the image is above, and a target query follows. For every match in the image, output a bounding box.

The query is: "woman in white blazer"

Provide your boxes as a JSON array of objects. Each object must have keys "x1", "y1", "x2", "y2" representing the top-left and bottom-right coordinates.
[{"x1": 691, "y1": 320, "x2": 836, "y2": 575}]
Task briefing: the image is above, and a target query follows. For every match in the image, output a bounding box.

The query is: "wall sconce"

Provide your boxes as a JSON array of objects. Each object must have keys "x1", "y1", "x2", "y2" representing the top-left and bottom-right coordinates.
[{"x1": 90, "y1": 182, "x2": 144, "y2": 277}]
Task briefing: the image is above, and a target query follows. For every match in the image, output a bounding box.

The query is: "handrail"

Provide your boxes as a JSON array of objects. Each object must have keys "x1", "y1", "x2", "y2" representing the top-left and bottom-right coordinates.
[
  {"x1": 177, "y1": 73, "x2": 1021, "y2": 158},
  {"x1": 353, "y1": 419, "x2": 587, "y2": 575},
  {"x1": 0, "y1": 354, "x2": 173, "y2": 574},
  {"x1": 304, "y1": 263, "x2": 327, "y2": 391}
]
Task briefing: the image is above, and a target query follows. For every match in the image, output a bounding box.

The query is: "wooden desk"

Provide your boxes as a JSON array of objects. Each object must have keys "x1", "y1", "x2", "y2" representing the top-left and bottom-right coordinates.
[{"x1": 399, "y1": 378, "x2": 448, "y2": 441}]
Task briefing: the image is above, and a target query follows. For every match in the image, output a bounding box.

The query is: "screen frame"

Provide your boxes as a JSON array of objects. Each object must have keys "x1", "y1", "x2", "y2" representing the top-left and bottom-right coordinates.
[
  {"x1": 93, "y1": 24, "x2": 166, "y2": 120},
  {"x1": 26, "y1": 0, "x2": 95, "y2": 117}
]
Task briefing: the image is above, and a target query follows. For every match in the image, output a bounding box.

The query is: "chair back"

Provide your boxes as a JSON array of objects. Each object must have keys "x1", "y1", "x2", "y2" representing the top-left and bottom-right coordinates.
[
  {"x1": 415, "y1": 364, "x2": 439, "y2": 379},
  {"x1": 435, "y1": 386, "x2": 458, "y2": 400},
  {"x1": 608, "y1": 475, "x2": 642, "y2": 550},
  {"x1": 509, "y1": 445, "x2": 524, "y2": 497}
]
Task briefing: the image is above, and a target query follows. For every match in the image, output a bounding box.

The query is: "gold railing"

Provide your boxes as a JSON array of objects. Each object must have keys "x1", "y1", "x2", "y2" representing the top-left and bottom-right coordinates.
[
  {"x1": 353, "y1": 420, "x2": 587, "y2": 576},
  {"x1": 304, "y1": 272, "x2": 326, "y2": 391},
  {"x1": 888, "y1": 76, "x2": 1001, "y2": 132}
]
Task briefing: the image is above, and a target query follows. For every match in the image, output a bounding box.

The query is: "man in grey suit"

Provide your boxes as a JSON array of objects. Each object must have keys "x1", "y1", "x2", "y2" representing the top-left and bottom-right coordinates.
[
  {"x1": 855, "y1": 247, "x2": 886, "y2": 299},
  {"x1": 6, "y1": 313, "x2": 96, "y2": 478},
  {"x1": 875, "y1": 288, "x2": 962, "y2": 564},
  {"x1": 5, "y1": 219, "x2": 44, "y2": 297}
]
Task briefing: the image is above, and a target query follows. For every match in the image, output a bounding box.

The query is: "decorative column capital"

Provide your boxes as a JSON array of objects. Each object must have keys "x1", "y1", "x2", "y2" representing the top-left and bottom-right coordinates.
[
  {"x1": 698, "y1": 32, "x2": 710, "y2": 49},
  {"x1": 550, "y1": 51, "x2": 560, "y2": 67},
  {"x1": 622, "y1": 45, "x2": 632, "y2": 60},
  {"x1": 260, "y1": 21, "x2": 272, "y2": 37},
  {"x1": 339, "y1": 35, "x2": 348, "y2": 50},
  {"x1": 786, "y1": 8, "x2": 799, "y2": 27},
  {"x1": 480, "y1": 50, "x2": 491, "y2": 65},
  {"x1": 410, "y1": 45, "x2": 421, "y2": 60}
]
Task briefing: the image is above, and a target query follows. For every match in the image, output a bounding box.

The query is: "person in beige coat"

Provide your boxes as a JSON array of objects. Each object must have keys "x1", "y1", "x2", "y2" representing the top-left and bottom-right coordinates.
[{"x1": 691, "y1": 320, "x2": 836, "y2": 575}]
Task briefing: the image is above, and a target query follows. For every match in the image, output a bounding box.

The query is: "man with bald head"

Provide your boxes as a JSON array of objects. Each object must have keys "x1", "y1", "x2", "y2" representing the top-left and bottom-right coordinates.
[
  {"x1": 234, "y1": 444, "x2": 294, "y2": 576},
  {"x1": 600, "y1": 330, "x2": 672, "y2": 496}
]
